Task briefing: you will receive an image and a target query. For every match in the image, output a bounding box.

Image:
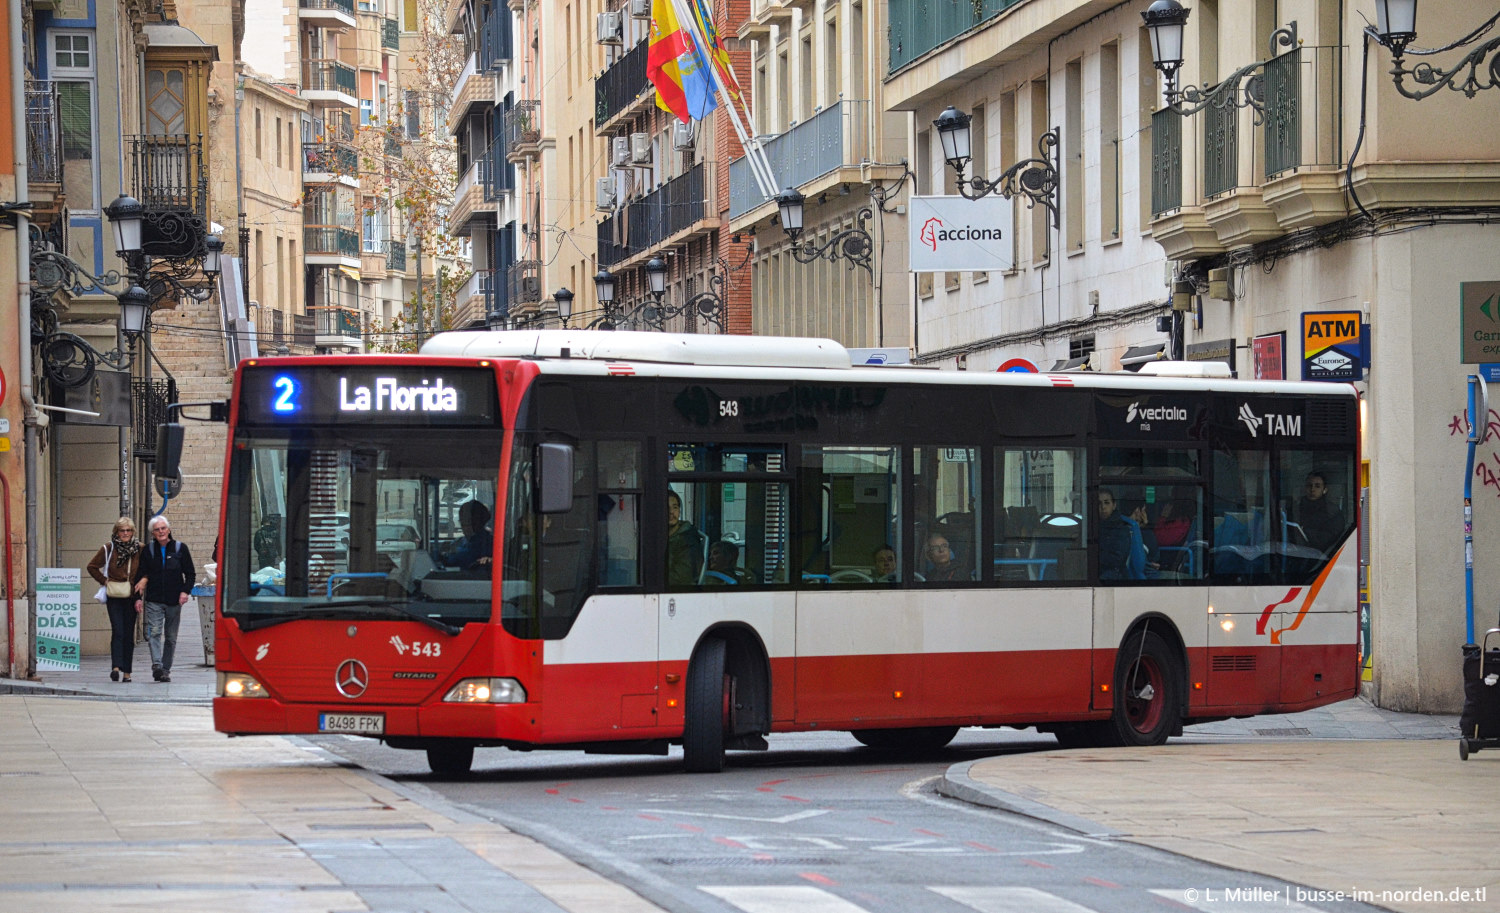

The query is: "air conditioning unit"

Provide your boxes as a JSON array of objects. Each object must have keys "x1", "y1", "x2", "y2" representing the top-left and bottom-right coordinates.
[
  {"x1": 596, "y1": 177, "x2": 617, "y2": 211},
  {"x1": 611, "y1": 135, "x2": 631, "y2": 167},
  {"x1": 629, "y1": 0, "x2": 651, "y2": 19},
  {"x1": 596, "y1": 10, "x2": 623, "y2": 44},
  {"x1": 672, "y1": 120, "x2": 695, "y2": 151},
  {"x1": 629, "y1": 132, "x2": 652, "y2": 165}
]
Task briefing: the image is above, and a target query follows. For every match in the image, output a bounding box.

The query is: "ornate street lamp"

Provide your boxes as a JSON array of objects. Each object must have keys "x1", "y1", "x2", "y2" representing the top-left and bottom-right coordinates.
[
  {"x1": 553, "y1": 287, "x2": 574, "y2": 327},
  {"x1": 104, "y1": 194, "x2": 145, "y2": 260},
  {"x1": 932, "y1": 106, "x2": 1061, "y2": 221},
  {"x1": 1142, "y1": 2, "x2": 1299, "y2": 118},
  {"x1": 1368, "y1": 2, "x2": 1500, "y2": 100},
  {"x1": 774, "y1": 188, "x2": 874, "y2": 274}
]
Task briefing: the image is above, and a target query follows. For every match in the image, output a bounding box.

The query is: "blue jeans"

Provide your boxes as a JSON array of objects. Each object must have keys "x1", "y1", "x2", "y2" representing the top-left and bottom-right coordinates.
[{"x1": 143, "y1": 600, "x2": 181, "y2": 672}]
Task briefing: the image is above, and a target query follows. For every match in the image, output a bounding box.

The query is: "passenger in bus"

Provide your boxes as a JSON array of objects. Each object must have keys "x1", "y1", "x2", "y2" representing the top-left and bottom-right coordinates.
[
  {"x1": 873, "y1": 544, "x2": 899, "y2": 582},
  {"x1": 921, "y1": 533, "x2": 969, "y2": 582},
  {"x1": 1123, "y1": 499, "x2": 1161, "y2": 578},
  {"x1": 704, "y1": 540, "x2": 754, "y2": 585},
  {"x1": 253, "y1": 514, "x2": 282, "y2": 569},
  {"x1": 666, "y1": 490, "x2": 706, "y2": 585},
  {"x1": 436, "y1": 501, "x2": 494, "y2": 571},
  {"x1": 1295, "y1": 471, "x2": 1345, "y2": 554},
  {"x1": 1097, "y1": 489, "x2": 1145, "y2": 580}
]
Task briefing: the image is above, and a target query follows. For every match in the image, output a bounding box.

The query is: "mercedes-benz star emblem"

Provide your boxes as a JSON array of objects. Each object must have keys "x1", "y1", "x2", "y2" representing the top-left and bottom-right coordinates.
[{"x1": 335, "y1": 659, "x2": 369, "y2": 698}]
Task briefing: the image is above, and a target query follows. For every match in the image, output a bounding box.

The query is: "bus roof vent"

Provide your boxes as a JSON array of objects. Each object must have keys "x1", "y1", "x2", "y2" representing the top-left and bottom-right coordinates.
[
  {"x1": 420, "y1": 330, "x2": 853, "y2": 370},
  {"x1": 1138, "y1": 360, "x2": 1234, "y2": 378}
]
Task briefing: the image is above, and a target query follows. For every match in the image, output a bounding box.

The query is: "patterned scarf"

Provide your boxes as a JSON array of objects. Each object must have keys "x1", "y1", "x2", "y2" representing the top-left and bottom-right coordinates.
[{"x1": 111, "y1": 532, "x2": 142, "y2": 560}]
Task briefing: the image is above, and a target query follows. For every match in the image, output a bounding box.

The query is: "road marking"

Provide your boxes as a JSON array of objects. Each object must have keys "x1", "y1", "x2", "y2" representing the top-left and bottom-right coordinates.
[
  {"x1": 649, "y1": 808, "x2": 830, "y2": 824},
  {"x1": 702, "y1": 885, "x2": 867, "y2": 913},
  {"x1": 931, "y1": 886, "x2": 1097, "y2": 913}
]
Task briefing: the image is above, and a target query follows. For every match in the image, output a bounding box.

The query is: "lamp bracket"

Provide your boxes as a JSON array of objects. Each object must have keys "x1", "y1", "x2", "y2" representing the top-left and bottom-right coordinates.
[
  {"x1": 1162, "y1": 22, "x2": 1299, "y2": 122},
  {"x1": 951, "y1": 132, "x2": 1061, "y2": 223},
  {"x1": 788, "y1": 208, "x2": 874, "y2": 274},
  {"x1": 1369, "y1": 17, "x2": 1500, "y2": 100},
  {"x1": 39, "y1": 331, "x2": 135, "y2": 388},
  {"x1": 869, "y1": 164, "x2": 918, "y2": 213}
]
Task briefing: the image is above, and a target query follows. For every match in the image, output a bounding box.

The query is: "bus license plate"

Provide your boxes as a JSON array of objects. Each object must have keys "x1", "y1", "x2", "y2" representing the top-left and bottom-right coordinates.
[{"x1": 319, "y1": 712, "x2": 384, "y2": 735}]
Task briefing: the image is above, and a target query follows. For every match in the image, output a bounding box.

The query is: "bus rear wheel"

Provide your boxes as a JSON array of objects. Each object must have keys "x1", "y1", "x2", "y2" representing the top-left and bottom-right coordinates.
[
  {"x1": 851, "y1": 726, "x2": 959, "y2": 752},
  {"x1": 426, "y1": 743, "x2": 475, "y2": 776},
  {"x1": 1104, "y1": 629, "x2": 1181, "y2": 747},
  {"x1": 684, "y1": 639, "x2": 729, "y2": 773}
]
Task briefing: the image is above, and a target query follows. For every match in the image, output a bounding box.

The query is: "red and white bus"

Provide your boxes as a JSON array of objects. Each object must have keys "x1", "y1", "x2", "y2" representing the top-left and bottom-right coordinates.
[{"x1": 211, "y1": 331, "x2": 1360, "y2": 773}]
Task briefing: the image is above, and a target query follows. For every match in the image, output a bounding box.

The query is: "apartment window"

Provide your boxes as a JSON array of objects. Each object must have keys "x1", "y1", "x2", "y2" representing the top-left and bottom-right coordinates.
[
  {"x1": 1030, "y1": 78, "x2": 1050, "y2": 264},
  {"x1": 1000, "y1": 91, "x2": 1018, "y2": 270},
  {"x1": 1064, "y1": 59, "x2": 1083, "y2": 252},
  {"x1": 276, "y1": 236, "x2": 285, "y2": 308},
  {"x1": 800, "y1": 34, "x2": 813, "y2": 121},
  {"x1": 1100, "y1": 42, "x2": 1121, "y2": 241},
  {"x1": 403, "y1": 0, "x2": 418, "y2": 31},
  {"x1": 255, "y1": 230, "x2": 265, "y2": 306},
  {"x1": 51, "y1": 32, "x2": 97, "y2": 210},
  {"x1": 969, "y1": 103, "x2": 988, "y2": 283},
  {"x1": 255, "y1": 109, "x2": 262, "y2": 158},
  {"x1": 1070, "y1": 334, "x2": 1094, "y2": 360},
  {"x1": 144, "y1": 67, "x2": 187, "y2": 134},
  {"x1": 287, "y1": 122, "x2": 296, "y2": 170},
  {"x1": 405, "y1": 90, "x2": 420, "y2": 136},
  {"x1": 360, "y1": 99, "x2": 374, "y2": 126},
  {"x1": 358, "y1": 0, "x2": 379, "y2": 11},
  {"x1": 275, "y1": 116, "x2": 283, "y2": 165},
  {"x1": 823, "y1": 17, "x2": 838, "y2": 109}
]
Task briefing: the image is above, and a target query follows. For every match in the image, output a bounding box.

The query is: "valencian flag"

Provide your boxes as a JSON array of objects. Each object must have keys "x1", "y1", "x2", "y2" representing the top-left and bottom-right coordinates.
[
  {"x1": 689, "y1": 0, "x2": 743, "y2": 102},
  {"x1": 647, "y1": 0, "x2": 717, "y2": 122}
]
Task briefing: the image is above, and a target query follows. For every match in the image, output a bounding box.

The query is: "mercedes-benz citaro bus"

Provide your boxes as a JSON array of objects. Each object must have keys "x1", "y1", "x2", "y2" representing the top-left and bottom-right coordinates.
[{"x1": 212, "y1": 330, "x2": 1360, "y2": 774}]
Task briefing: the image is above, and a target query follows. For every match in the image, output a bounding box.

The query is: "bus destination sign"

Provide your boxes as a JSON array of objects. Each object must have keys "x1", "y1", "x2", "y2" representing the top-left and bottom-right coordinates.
[{"x1": 239, "y1": 366, "x2": 498, "y2": 426}]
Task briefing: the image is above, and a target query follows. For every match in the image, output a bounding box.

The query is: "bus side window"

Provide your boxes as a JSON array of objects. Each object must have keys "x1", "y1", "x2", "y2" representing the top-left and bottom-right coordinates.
[
  {"x1": 994, "y1": 448, "x2": 1086, "y2": 583},
  {"x1": 596, "y1": 441, "x2": 641, "y2": 587}
]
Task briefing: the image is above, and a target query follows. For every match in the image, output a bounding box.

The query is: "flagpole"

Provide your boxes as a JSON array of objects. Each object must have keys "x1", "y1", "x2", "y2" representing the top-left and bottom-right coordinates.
[{"x1": 667, "y1": 0, "x2": 777, "y2": 198}]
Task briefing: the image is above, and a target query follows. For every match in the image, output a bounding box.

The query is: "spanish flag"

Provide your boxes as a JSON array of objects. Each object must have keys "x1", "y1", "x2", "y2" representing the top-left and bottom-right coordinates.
[{"x1": 647, "y1": 0, "x2": 717, "y2": 123}]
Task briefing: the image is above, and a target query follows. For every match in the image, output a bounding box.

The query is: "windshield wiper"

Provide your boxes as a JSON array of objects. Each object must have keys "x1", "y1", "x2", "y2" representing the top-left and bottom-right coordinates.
[{"x1": 236, "y1": 600, "x2": 462, "y2": 635}]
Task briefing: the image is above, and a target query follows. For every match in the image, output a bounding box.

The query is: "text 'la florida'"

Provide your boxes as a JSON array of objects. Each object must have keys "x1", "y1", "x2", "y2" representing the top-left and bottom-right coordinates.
[{"x1": 340, "y1": 377, "x2": 459, "y2": 412}]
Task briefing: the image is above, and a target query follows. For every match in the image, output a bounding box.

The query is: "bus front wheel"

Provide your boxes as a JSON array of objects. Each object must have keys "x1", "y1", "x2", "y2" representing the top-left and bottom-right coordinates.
[
  {"x1": 426, "y1": 742, "x2": 475, "y2": 776},
  {"x1": 1104, "y1": 629, "x2": 1181, "y2": 747},
  {"x1": 684, "y1": 638, "x2": 729, "y2": 773}
]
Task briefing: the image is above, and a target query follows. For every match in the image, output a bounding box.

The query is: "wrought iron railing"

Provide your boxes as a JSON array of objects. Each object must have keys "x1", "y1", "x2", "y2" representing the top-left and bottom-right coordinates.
[
  {"x1": 303, "y1": 140, "x2": 359, "y2": 176},
  {"x1": 729, "y1": 101, "x2": 869, "y2": 218},
  {"x1": 311, "y1": 305, "x2": 362, "y2": 337},
  {"x1": 385, "y1": 239, "x2": 407, "y2": 272},
  {"x1": 292, "y1": 314, "x2": 316, "y2": 348},
  {"x1": 25, "y1": 79, "x2": 62, "y2": 184},
  {"x1": 1203, "y1": 102, "x2": 1238, "y2": 197},
  {"x1": 301, "y1": 0, "x2": 355, "y2": 14},
  {"x1": 304, "y1": 225, "x2": 361, "y2": 259},
  {"x1": 599, "y1": 163, "x2": 715, "y2": 265},
  {"x1": 1151, "y1": 108, "x2": 1182, "y2": 215},
  {"x1": 125, "y1": 134, "x2": 205, "y2": 214},
  {"x1": 596, "y1": 39, "x2": 647, "y2": 125},
  {"x1": 131, "y1": 377, "x2": 176, "y2": 460},
  {"x1": 504, "y1": 100, "x2": 541, "y2": 152},
  {"x1": 304, "y1": 60, "x2": 357, "y2": 95},
  {"x1": 508, "y1": 260, "x2": 541, "y2": 306},
  {"x1": 1263, "y1": 45, "x2": 1342, "y2": 179},
  {"x1": 484, "y1": 133, "x2": 511, "y2": 198},
  {"x1": 382, "y1": 17, "x2": 400, "y2": 49},
  {"x1": 887, "y1": 0, "x2": 1024, "y2": 73},
  {"x1": 480, "y1": 5, "x2": 513, "y2": 69}
]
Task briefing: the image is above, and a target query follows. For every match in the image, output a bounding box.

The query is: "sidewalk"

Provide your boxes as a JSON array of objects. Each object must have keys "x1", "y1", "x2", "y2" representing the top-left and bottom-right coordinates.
[
  {"x1": 0, "y1": 695, "x2": 668, "y2": 913},
  {"x1": 943, "y1": 703, "x2": 1497, "y2": 913}
]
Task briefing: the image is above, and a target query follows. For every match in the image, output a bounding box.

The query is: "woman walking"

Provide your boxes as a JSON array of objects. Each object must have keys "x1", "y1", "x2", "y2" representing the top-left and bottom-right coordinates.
[{"x1": 86, "y1": 517, "x2": 143, "y2": 682}]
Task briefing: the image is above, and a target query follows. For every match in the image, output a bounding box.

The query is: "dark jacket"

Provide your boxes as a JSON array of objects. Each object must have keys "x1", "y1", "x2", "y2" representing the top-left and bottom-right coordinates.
[{"x1": 134, "y1": 537, "x2": 196, "y2": 604}]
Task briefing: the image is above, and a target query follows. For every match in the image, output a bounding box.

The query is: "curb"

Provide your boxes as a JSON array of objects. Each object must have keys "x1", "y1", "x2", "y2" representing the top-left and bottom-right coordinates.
[{"x1": 938, "y1": 758, "x2": 1123, "y2": 839}]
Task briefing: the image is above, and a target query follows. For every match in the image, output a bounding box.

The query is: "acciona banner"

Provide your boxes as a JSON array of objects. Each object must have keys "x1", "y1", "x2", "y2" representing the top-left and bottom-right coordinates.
[{"x1": 908, "y1": 195, "x2": 1014, "y2": 272}]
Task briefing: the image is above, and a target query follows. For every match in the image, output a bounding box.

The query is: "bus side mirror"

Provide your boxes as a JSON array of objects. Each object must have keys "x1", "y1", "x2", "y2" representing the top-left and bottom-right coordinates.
[
  {"x1": 156, "y1": 423, "x2": 185, "y2": 486},
  {"x1": 535, "y1": 442, "x2": 574, "y2": 514}
]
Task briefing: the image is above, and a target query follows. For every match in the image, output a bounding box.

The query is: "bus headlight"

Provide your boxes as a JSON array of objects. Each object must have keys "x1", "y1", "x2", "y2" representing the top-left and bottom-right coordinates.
[
  {"x1": 218, "y1": 672, "x2": 268, "y2": 698},
  {"x1": 442, "y1": 677, "x2": 527, "y2": 703}
]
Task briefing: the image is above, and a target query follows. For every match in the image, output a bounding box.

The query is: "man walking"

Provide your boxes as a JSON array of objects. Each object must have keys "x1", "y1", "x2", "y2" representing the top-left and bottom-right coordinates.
[{"x1": 134, "y1": 515, "x2": 196, "y2": 683}]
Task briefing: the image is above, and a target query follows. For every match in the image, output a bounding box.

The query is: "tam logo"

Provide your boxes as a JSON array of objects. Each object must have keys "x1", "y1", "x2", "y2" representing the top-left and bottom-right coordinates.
[{"x1": 919, "y1": 217, "x2": 944, "y2": 251}]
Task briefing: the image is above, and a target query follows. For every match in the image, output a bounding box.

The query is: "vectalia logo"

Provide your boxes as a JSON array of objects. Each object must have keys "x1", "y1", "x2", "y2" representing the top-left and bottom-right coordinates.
[
  {"x1": 920, "y1": 217, "x2": 944, "y2": 251},
  {"x1": 1126, "y1": 401, "x2": 1187, "y2": 424}
]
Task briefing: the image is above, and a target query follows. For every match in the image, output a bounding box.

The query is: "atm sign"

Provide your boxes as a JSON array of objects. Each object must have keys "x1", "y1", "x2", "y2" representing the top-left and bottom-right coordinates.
[{"x1": 1301, "y1": 311, "x2": 1364, "y2": 381}]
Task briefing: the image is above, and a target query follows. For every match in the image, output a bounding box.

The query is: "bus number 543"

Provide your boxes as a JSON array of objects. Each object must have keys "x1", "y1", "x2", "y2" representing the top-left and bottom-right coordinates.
[{"x1": 719, "y1": 400, "x2": 739, "y2": 417}]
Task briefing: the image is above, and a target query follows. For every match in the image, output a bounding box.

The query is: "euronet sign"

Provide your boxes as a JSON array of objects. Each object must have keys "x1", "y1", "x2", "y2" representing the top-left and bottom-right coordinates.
[{"x1": 909, "y1": 194, "x2": 1015, "y2": 272}]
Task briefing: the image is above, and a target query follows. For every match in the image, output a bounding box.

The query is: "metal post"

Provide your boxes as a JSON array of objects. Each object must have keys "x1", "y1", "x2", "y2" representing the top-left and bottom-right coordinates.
[
  {"x1": 1464, "y1": 374, "x2": 1488, "y2": 645},
  {"x1": 415, "y1": 234, "x2": 424, "y2": 349}
]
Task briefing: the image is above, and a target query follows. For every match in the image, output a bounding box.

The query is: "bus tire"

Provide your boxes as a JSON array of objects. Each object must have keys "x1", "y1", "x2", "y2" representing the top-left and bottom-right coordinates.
[
  {"x1": 684, "y1": 638, "x2": 729, "y2": 773},
  {"x1": 1104, "y1": 629, "x2": 1181, "y2": 747},
  {"x1": 426, "y1": 742, "x2": 474, "y2": 776},
  {"x1": 851, "y1": 726, "x2": 959, "y2": 752}
]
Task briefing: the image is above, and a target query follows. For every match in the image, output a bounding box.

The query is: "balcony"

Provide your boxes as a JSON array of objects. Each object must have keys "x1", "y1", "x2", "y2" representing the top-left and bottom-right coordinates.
[
  {"x1": 596, "y1": 39, "x2": 648, "y2": 130},
  {"x1": 452, "y1": 268, "x2": 493, "y2": 327},
  {"x1": 887, "y1": 0, "x2": 1022, "y2": 74},
  {"x1": 729, "y1": 101, "x2": 871, "y2": 220},
  {"x1": 125, "y1": 134, "x2": 210, "y2": 260},
  {"x1": 484, "y1": 133, "x2": 512, "y2": 198},
  {"x1": 382, "y1": 17, "x2": 400, "y2": 49},
  {"x1": 299, "y1": 0, "x2": 357, "y2": 29},
  {"x1": 310, "y1": 305, "x2": 364, "y2": 350},
  {"x1": 304, "y1": 225, "x2": 361, "y2": 266},
  {"x1": 302, "y1": 60, "x2": 358, "y2": 108},
  {"x1": 26, "y1": 79, "x2": 61, "y2": 184},
  {"x1": 507, "y1": 260, "x2": 542, "y2": 311},
  {"x1": 450, "y1": 153, "x2": 498, "y2": 232},
  {"x1": 131, "y1": 377, "x2": 177, "y2": 460},
  {"x1": 385, "y1": 238, "x2": 408, "y2": 273},
  {"x1": 504, "y1": 100, "x2": 541, "y2": 162},
  {"x1": 598, "y1": 162, "x2": 717, "y2": 267},
  {"x1": 448, "y1": 53, "x2": 498, "y2": 135},
  {"x1": 1261, "y1": 44, "x2": 1349, "y2": 231},
  {"x1": 302, "y1": 140, "x2": 360, "y2": 185}
]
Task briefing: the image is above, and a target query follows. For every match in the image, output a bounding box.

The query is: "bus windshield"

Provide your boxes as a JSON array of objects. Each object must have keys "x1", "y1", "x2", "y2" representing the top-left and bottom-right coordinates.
[{"x1": 223, "y1": 426, "x2": 503, "y2": 632}]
